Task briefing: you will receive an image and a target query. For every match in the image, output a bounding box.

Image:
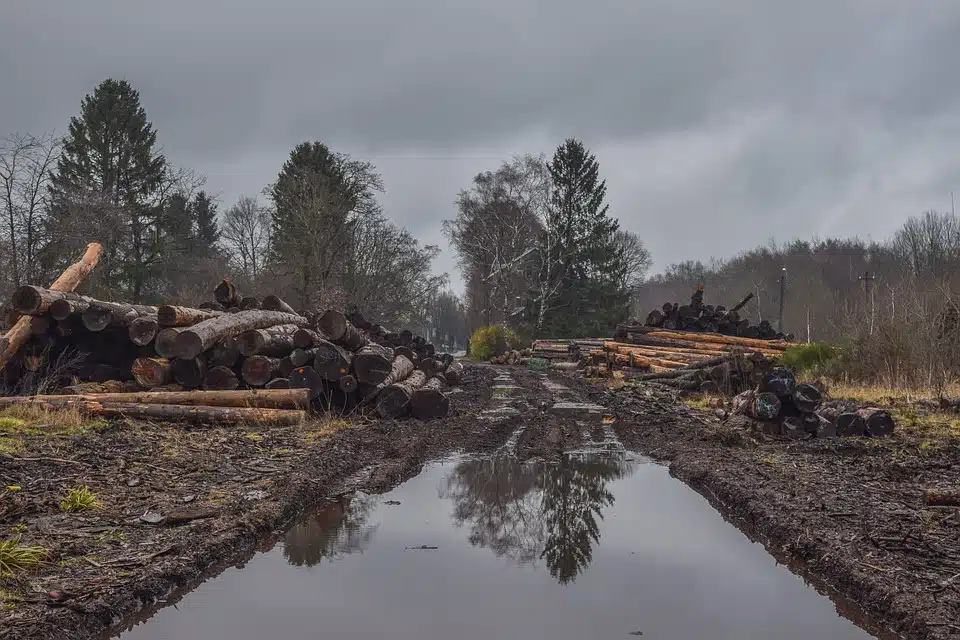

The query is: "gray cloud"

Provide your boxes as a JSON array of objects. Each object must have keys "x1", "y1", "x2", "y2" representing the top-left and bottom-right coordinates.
[{"x1": 4, "y1": 0, "x2": 960, "y2": 290}]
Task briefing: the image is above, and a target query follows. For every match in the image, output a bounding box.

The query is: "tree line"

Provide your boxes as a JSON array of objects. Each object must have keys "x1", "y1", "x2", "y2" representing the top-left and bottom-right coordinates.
[{"x1": 0, "y1": 78, "x2": 465, "y2": 347}]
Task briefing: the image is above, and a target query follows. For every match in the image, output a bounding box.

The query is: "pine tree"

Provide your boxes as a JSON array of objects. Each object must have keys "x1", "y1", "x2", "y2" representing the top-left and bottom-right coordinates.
[
  {"x1": 47, "y1": 79, "x2": 168, "y2": 301},
  {"x1": 543, "y1": 138, "x2": 628, "y2": 336},
  {"x1": 191, "y1": 190, "x2": 221, "y2": 250}
]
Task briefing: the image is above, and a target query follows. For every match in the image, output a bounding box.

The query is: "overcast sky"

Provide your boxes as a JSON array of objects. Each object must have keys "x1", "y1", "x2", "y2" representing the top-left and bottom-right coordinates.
[{"x1": 4, "y1": 0, "x2": 959, "y2": 291}]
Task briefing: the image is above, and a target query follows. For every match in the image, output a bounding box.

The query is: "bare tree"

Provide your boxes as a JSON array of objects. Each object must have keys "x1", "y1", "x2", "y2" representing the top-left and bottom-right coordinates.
[
  {"x1": 221, "y1": 195, "x2": 271, "y2": 283},
  {"x1": 0, "y1": 132, "x2": 61, "y2": 289}
]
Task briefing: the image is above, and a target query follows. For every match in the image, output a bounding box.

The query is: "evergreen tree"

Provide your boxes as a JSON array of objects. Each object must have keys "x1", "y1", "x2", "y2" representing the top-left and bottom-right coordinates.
[
  {"x1": 47, "y1": 79, "x2": 168, "y2": 301},
  {"x1": 191, "y1": 190, "x2": 221, "y2": 251},
  {"x1": 542, "y1": 138, "x2": 629, "y2": 335}
]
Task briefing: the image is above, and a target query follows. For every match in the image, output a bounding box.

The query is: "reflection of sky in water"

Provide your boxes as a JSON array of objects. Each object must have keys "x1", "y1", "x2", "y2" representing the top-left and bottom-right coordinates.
[{"x1": 117, "y1": 456, "x2": 875, "y2": 640}]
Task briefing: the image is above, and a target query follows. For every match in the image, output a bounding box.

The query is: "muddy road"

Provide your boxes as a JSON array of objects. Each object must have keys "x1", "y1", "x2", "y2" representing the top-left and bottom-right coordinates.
[{"x1": 2, "y1": 364, "x2": 957, "y2": 638}]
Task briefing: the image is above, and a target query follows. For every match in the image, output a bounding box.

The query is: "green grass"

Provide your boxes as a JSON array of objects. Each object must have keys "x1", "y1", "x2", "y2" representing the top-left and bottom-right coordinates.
[
  {"x1": 60, "y1": 486, "x2": 102, "y2": 512},
  {"x1": 0, "y1": 536, "x2": 47, "y2": 577},
  {"x1": 778, "y1": 342, "x2": 839, "y2": 376}
]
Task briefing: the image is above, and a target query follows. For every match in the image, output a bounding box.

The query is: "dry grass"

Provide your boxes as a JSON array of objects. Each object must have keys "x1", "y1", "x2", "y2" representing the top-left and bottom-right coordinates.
[
  {"x1": 682, "y1": 394, "x2": 724, "y2": 412},
  {"x1": 826, "y1": 380, "x2": 960, "y2": 405},
  {"x1": 0, "y1": 405, "x2": 110, "y2": 455},
  {"x1": 303, "y1": 415, "x2": 357, "y2": 444}
]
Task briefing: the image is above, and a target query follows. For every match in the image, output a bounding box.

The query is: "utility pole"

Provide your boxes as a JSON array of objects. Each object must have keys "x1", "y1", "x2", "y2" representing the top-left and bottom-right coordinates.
[
  {"x1": 859, "y1": 271, "x2": 875, "y2": 336},
  {"x1": 778, "y1": 267, "x2": 786, "y2": 333}
]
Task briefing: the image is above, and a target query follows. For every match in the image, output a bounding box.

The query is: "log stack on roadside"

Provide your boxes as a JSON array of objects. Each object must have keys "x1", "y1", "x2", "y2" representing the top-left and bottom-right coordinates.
[
  {"x1": 0, "y1": 271, "x2": 463, "y2": 423},
  {"x1": 623, "y1": 287, "x2": 795, "y2": 341}
]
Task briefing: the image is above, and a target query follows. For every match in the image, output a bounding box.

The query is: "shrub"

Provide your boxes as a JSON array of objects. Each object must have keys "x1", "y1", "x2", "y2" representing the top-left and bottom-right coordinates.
[
  {"x1": 469, "y1": 325, "x2": 522, "y2": 361},
  {"x1": 778, "y1": 342, "x2": 839, "y2": 376}
]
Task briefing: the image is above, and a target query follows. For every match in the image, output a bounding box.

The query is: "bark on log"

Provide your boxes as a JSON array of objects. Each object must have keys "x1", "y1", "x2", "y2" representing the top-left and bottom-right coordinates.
[
  {"x1": 157, "y1": 305, "x2": 223, "y2": 327},
  {"x1": 353, "y1": 344, "x2": 395, "y2": 385},
  {"x1": 444, "y1": 360, "x2": 464, "y2": 386},
  {"x1": 172, "y1": 357, "x2": 207, "y2": 389},
  {"x1": 628, "y1": 326, "x2": 789, "y2": 351},
  {"x1": 82, "y1": 302, "x2": 157, "y2": 332},
  {"x1": 317, "y1": 310, "x2": 367, "y2": 351},
  {"x1": 129, "y1": 317, "x2": 159, "y2": 346},
  {"x1": 290, "y1": 347, "x2": 319, "y2": 368},
  {"x1": 729, "y1": 293, "x2": 755, "y2": 314},
  {"x1": 155, "y1": 327, "x2": 186, "y2": 359},
  {"x1": 313, "y1": 339, "x2": 354, "y2": 381},
  {"x1": 732, "y1": 390, "x2": 781, "y2": 421},
  {"x1": 339, "y1": 374, "x2": 359, "y2": 393},
  {"x1": 290, "y1": 365, "x2": 325, "y2": 394},
  {"x1": 410, "y1": 376, "x2": 450, "y2": 420},
  {"x1": 214, "y1": 279, "x2": 241, "y2": 307},
  {"x1": 781, "y1": 416, "x2": 810, "y2": 440},
  {"x1": 58, "y1": 380, "x2": 144, "y2": 395},
  {"x1": 132, "y1": 357, "x2": 173, "y2": 388},
  {"x1": 265, "y1": 377, "x2": 290, "y2": 389},
  {"x1": 417, "y1": 357, "x2": 444, "y2": 377},
  {"x1": 241, "y1": 355, "x2": 281, "y2": 387},
  {"x1": 293, "y1": 328, "x2": 326, "y2": 349},
  {"x1": 924, "y1": 489, "x2": 960, "y2": 507},
  {"x1": 240, "y1": 296, "x2": 261, "y2": 310},
  {"x1": 199, "y1": 301, "x2": 225, "y2": 311},
  {"x1": 278, "y1": 356, "x2": 296, "y2": 378},
  {"x1": 204, "y1": 366, "x2": 240, "y2": 391},
  {"x1": 393, "y1": 345, "x2": 417, "y2": 363},
  {"x1": 208, "y1": 337, "x2": 240, "y2": 368},
  {"x1": 175, "y1": 310, "x2": 307, "y2": 359},
  {"x1": 262, "y1": 295, "x2": 297, "y2": 315},
  {"x1": 836, "y1": 412, "x2": 866, "y2": 437},
  {"x1": 0, "y1": 243, "x2": 102, "y2": 371},
  {"x1": 237, "y1": 324, "x2": 300, "y2": 356},
  {"x1": 857, "y1": 408, "x2": 895, "y2": 437},
  {"x1": 376, "y1": 369, "x2": 428, "y2": 418},
  {"x1": 29, "y1": 316, "x2": 51, "y2": 336},
  {"x1": 0, "y1": 388, "x2": 310, "y2": 409},
  {"x1": 792, "y1": 383, "x2": 823, "y2": 413},
  {"x1": 12, "y1": 286, "x2": 88, "y2": 316},
  {"x1": 759, "y1": 367, "x2": 797, "y2": 398},
  {"x1": 0, "y1": 396, "x2": 305, "y2": 425}
]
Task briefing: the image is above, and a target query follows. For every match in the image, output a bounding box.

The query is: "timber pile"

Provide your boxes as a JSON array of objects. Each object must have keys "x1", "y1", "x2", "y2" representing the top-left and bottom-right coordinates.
[
  {"x1": 530, "y1": 338, "x2": 607, "y2": 362},
  {"x1": 729, "y1": 367, "x2": 895, "y2": 439},
  {"x1": 0, "y1": 266, "x2": 462, "y2": 423},
  {"x1": 622, "y1": 287, "x2": 795, "y2": 341}
]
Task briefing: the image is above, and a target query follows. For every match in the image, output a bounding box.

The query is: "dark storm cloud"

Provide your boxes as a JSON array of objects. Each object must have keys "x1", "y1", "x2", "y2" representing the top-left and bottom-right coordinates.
[{"x1": 4, "y1": 0, "x2": 960, "y2": 286}]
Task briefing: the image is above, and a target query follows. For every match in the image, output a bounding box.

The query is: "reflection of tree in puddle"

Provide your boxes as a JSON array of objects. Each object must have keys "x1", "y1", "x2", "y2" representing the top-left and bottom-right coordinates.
[
  {"x1": 283, "y1": 493, "x2": 379, "y2": 567},
  {"x1": 442, "y1": 454, "x2": 633, "y2": 584}
]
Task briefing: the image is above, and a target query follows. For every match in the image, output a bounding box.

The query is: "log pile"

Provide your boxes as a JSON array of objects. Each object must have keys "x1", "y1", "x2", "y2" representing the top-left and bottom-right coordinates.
[
  {"x1": 529, "y1": 338, "x2": 607, "y2": 362},
  {"x1": 0, "y1": 269, "x2": 463, "y2": 423},
  {"x1": 623, "y1": 287, "x2": 795, "y2": 341},
  {"x1": 729, "y1": 367, "x2": 895, "y2": 438}
]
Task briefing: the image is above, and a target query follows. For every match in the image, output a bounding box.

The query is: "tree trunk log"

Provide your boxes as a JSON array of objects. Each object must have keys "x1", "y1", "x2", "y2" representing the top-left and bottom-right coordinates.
[
  {"x1": 175, "y1": 310, "x2": 307, "y2": 359},
  {"x1": 0, "y1": 243, "x2": 102, "y2": 372},
  {"x1": 339, "y1": 374, "x2": 359, "y2": 393},
  {"x1": 29, "y1": 316, "x2": 51, "y2": 336},
  {"x1": 204, "y1": 365, "x2": 240, "y2": 391},
  {"x1": 172, "y1": 357, "x2": 207, "y2": 389},
  {"x1": 410, "y1": 376, "x2": 449, "y2": 420},
  {"x1": 924, "y1": 489, "x2": 960, "y2": 507},
  {"x1": 781, "y1": 415, "x2": 811, "y2": 439},
  {"x1": 374, "y1": 355, "x2": 415, "y2": 392},
  {"x1": 627, "y1": 326, "x2": 789, "y2": 351},
  {"x1": 262, "y1": 295, "x2": 297, "y2": 315},
  {"x1": 376, "y1": 369, "x2": 427, "y2": 418},
  {"x1": 12, "y1": 286, "x2": 89, "y2": 316},
  {"x1": 293, "y1": 328, "x2": 327, "y2": 349},
  {"x1": 857, "y1": 408, "x2": 895, "y2": 437},
  {"x1": 265, "y1": 377, "x2": 290, "y2": 390},
  {"x1": 82, "y1": 302, "x2": 157, "y2": 332},
  {"x1": 241, "y1": 355, "x2": 281, "y2": 387},
  {"x1": 759, "y1": 367, "x2": 797, "y2": 398},
  {"x1": 353, "y1": 344, "x2": 396, "y2": 385},
  {"x1": 729, "y1": 292, "x2": 755, "y2": 314},
  {"x1": 278, "y1": 356, "x2": 296, "y2": 378},
  {"x1": 732, "y1": 390, "x2": 781, "y2": 421},
  {"x1": 836, "y1": 412, "x2": 866, "y2": 437},
  {"x1": 199, "y1": 301, "x2": 225, "y2": 311},
  {"x1": 0, "y1": 388, "x2": 310, "y2": 409},
  {"x1": 154, "y1": 327, "x2": 185, "y2": 359},
  {"x1": 444, "y1": 360, "x2": 464, "y2": 386},
  {"x1": 129, "y1": 317, "x2": 159, "y2": 346},
  {"x1": 214, "y1": 279, "x2": 241, "y2": 307},
  {"x1": 132, "y1": 357, "x2": 173, "y2": 388},
  {"x1": 290, "y1": 365, "x2": 325, "y2": 394},
  {"x1": 240, "y1": 296, "x2": 261, "y2": 310},
  {"x1": 0, "y1": 396, "x2": 305, "y2": 425},
  {"x1": 208, "y1": 337, "x2": 240, "y2": 368},
  {"x1": 289, "y1": 347, "x2": 318, "y2": 367},
  {"x1": 312, "y1": 339, "x2": 354, "y2": 381},
  {"x1": 317, "y1": 310, "x2": 367, "y2": 351},
  {"x1": 792, "y1": 383, "x2": 823, "y2": 413},
  {"x1": 237, "y1": 324, "x2": 300, "y2": 357},
  {"x1": 157, "y1": 305, "x2": 223, "y2": 326}
]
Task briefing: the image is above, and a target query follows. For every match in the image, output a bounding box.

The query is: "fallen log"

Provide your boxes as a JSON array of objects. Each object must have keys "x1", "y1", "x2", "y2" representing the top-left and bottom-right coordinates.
[
  {"x1": 175, "y1": 310, "x2": 307, "y2": 359},
  {"x1": 58, "y1": 380, "x2": 144, "y2": 395},
  {"x1": 278, "y1": 356, "x2": 296, "y2": 378},
  {"x1": 237, "y1": 324, "x2": 300, "y2": 357},
  {"x1": 157, "y1": 305, "x2": 223, "y2": 326},
  {"x1": 290, "y1": 347, "x2": 319, "y2": 368},
  {"x1": 171, "y1": 357, "x2": 207, "y2": 389},
  {"x1": 214, "y1": 279, "x2": 241, "y2": 307},
  {"x1": 317, "y1": 310, "x2": 367, "y2": 351},
  {"x1": 781, "y1": 415, "x2": 811, "y2": 440},
  {"x1": 293, "y1": 328, "x2": 326, "y2": 349},
  {"x1": 265, "y1": 378, "x2": 291, "y2": 390},
  {"x1": 208, "y1": 337, "x2": 240, "y2": 368},
  {"x1": 0, "y1": 388, "x2": 310, "y2": 409},
  {"x1": 154, "y1": 327, "x2": 185, "y2": 359},
  {"x1": 0, "y1": 243, "x2": 102, "y2": 372},
  {"x1": 353, "y1": 344, "x2": 395, "y2": 385},
  {"x1": 792, "y1": 383, "x2": 823, "y2": 413},
  {"x1": 923, "y1": 489, "x2": 960, "y2": 507},
  {"x1": 0, "y1": 396, "x2": 305, "y2": 425},
  {"x1": 132, "y1": 357, "x2": 173, "y2": 388},
  {"x1": 262, "y1": 295, "x2": 297, "y2": 315},
  {"x1": 376, "y1": 369, "x2": 428, "y2": 418},
  {"x1": 129, "y1": 317, "x2": 159, "y2": 346},
  {"x1": 732, "y1": 390, "x2": 781, "y2": 421},
  {"x1": 759, "y1": 367, "x2": 797, "y2": 398},
  {"x1": 375, "y1": 355, "x2": 415, "y2": 391},
  {"x1": 628, "y1": 326, "x2": 789, "y2": 351},
  {"x1": 204, "y1": 366, "x2": 240, "y2": 391},
  {"x1": 240, "y1": 296, "x2": 261, "y2": 310},
  {"x1": 444, "y1": 360, "x2": 464, "y2": 386},
  {"x1": 857, "y1": 408, "x2": 895, "y2": 437},
  {"x1": 313, "y1": 339, "x2": 354, "y2": 381},
  {"x1": 836, "y1": 412, "x2": 866, "y2": 437},
  {"x1": 410, "y1": 376, "x2": 450, "y2": 420},
  {"x1": 12, "y1": 286, "x2": 87, "y2": 316},
  {"x1": 339, "y1": 374, "x2": 359, "y2": 393},
  {"x1": 29, "y1": 316, "x2": 51, "y2": 336},
  {"x1": 82, "y1": 302, "x2": 157, "y2": 332},
  {"x1": 241, "y1": 355, "x2": 281, "y2": 387}
]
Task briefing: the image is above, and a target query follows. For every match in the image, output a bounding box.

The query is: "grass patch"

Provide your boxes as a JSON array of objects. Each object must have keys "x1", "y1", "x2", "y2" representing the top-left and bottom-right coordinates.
[
  {"x1": 303, "y1": 416, "x2": 354, "y2": 444},
  {"x1": 778, "y1": 342, "x2": 839, "y2": 376},
  {"x1": 891, "y1": 406, "x2": 960, "y2": 439},
  {"x1": 682, "y1": 394, "x2": 723, "y2": 411},
  {"x1": 60, "y1": 485, "x2": 102, "y2": 512},
  {"x1": 0, "y1": 536, "x2": 47, "y2": 577},
  {"x1": 0, "y1": 407, "x2": 110, "y2": 456}
]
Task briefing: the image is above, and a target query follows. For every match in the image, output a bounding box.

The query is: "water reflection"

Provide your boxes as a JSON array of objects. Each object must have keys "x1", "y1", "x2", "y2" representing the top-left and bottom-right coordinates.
[
  {"x1": 282, "y1": 492, "x2": 379, "y2": 567},
  {"x1": 442, "y1": 454, "x2": 633, "y2": 584}
]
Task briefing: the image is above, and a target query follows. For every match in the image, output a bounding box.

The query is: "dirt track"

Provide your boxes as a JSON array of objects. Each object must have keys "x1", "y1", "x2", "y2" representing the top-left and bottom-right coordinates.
[{"x1": 1, "y1": 364, "x2": 958, "y2": 639}]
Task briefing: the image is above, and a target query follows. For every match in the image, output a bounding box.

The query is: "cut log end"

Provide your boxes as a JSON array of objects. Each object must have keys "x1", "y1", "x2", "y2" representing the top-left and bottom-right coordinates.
[{"x1": 129, "y1": 317, "x2": 159, "y2": 346}]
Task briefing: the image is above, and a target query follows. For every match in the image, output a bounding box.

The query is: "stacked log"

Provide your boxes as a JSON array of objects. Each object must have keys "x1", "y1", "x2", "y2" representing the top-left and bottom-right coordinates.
[
  {"x1": 530, "y1": 338, "x2": 607, "y2": 362},
  {"x1": 0, "y1": 275, "x2": 463, "y2": 422},
  {"x1": 623, "y1": 287, "x2": 795, "y2": 340}
]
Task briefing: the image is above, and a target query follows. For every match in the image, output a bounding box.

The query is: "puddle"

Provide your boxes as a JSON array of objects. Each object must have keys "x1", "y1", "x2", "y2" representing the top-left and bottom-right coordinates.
[{"x1": 113, "y1": 453, "x2": 879, "y2": 640}]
